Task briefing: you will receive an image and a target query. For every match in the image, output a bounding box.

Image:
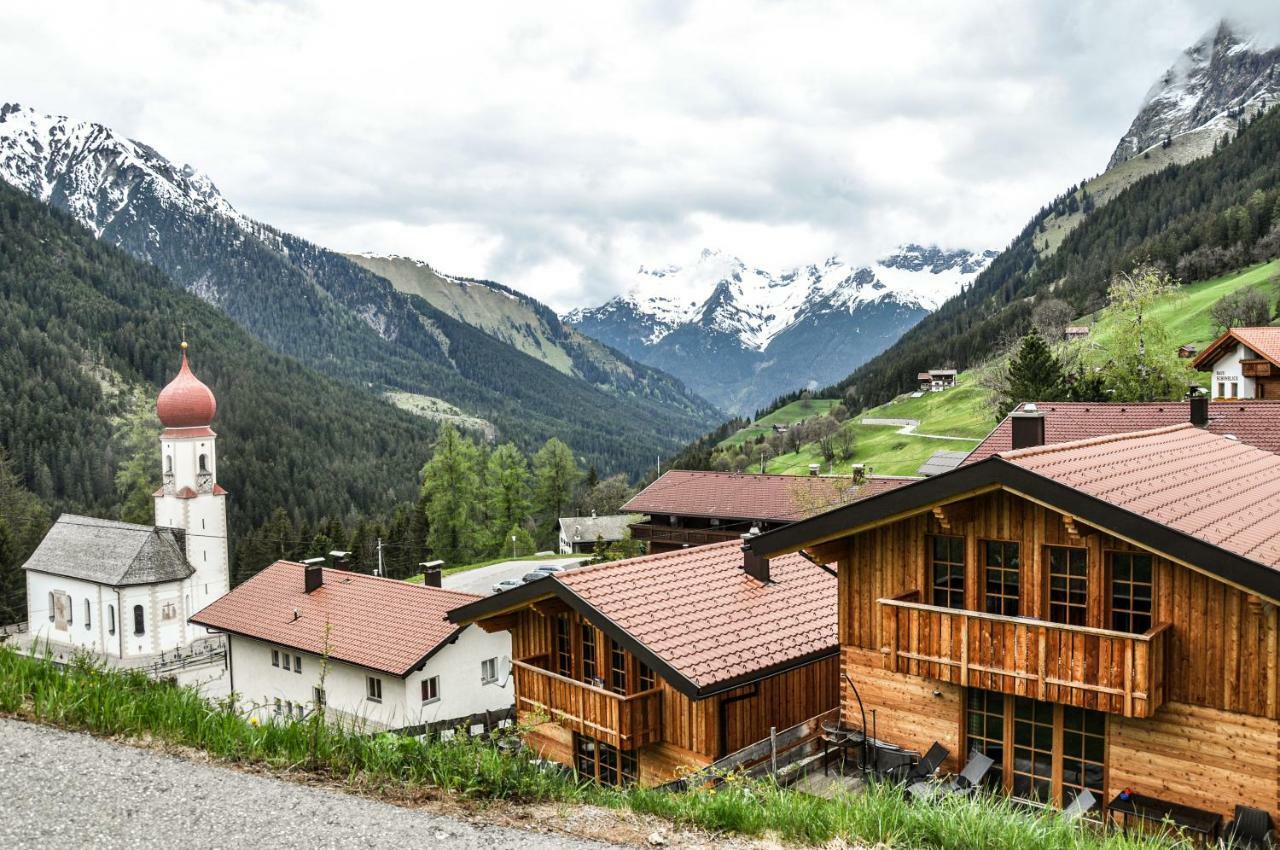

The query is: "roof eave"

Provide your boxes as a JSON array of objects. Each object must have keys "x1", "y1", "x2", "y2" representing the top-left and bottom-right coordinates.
[{"x1": 188, "y1": 618, "x2": 419, "y2": 679}]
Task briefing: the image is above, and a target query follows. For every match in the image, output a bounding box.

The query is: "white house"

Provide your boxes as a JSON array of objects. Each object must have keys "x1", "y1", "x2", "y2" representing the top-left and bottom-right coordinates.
[
  {"x1": 22, "y1": 342, "x2": 230, "y2": 659},
  {"x1": 1193, "y1": 326, "x2": 1280, "y2": 400},
  {"x1": 190, "y1": 560, "x2": 513, "y2": 729},
  {"x1": 557, "y1": 513, "x2": 638, "y2": 554}
]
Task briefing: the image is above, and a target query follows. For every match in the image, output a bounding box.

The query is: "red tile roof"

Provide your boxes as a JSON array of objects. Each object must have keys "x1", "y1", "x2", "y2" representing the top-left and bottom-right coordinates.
[
  {"x1": 190, "y1": 561, "x2": 481, "y2": 676},
  {"x1": 966, "y1": 401, "x2": 1280, "y2": 464},
  {"x1": 1194, "y1": 326, "x2": 1280, "y2": 370},
  {"x1": 558, "y1": 541, "x2": 836, "y2": 691},
  {"x1": 622, "y1": 470, "x2": 917, "y2": 522},
  {"x1": 1001, "y1": 425, "x2": 1280, "y2": 569}
]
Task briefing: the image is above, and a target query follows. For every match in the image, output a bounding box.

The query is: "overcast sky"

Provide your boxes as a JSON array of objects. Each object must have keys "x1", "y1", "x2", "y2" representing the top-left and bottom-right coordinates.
[{"x1": 3, "y1": 1, "x2": 1277, "y2": 310}]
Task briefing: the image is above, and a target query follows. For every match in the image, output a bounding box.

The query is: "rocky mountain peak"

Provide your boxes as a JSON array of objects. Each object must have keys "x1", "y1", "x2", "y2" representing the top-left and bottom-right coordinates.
[{"x1": 1108, "y1": 19, "x2": 1280, "y2": 168}]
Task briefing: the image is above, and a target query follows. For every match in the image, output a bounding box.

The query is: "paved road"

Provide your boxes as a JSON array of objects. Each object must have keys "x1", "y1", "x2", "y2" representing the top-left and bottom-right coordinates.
[
  {"x1": 444, "y1": 555, "x2": 592, "y2": 596},
  {"x1": 0, "y1": 718, "x2": 620, "y2": 850}
]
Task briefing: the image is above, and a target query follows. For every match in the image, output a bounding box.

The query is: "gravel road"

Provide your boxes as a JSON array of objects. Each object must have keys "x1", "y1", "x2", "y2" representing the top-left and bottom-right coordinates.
[{"x1": 0, "y1": 717, "x2": 621, "y2": 850}]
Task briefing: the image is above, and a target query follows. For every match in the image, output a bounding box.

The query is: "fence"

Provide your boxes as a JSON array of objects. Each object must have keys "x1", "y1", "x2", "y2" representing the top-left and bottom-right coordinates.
[
  {"x1": 660, "y1": 707, "x2": 838, "y2": 791},
  {"x1": 387, "y1": 707, "x2": 517, "y2": 740}
]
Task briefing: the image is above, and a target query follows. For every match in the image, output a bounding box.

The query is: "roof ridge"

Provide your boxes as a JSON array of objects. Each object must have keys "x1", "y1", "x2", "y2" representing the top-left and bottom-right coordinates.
[
  {"x1": 270, "y1": 560, "x2": 483, "y2": 604},
  {"x1": 998, "y1": 423, "x2": 1198, "y2": 460}
]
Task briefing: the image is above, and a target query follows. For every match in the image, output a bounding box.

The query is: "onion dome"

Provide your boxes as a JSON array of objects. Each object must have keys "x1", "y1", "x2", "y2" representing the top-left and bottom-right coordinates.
[{"x1": 156, "y1": 342, "x2": 217, "y2": 428}]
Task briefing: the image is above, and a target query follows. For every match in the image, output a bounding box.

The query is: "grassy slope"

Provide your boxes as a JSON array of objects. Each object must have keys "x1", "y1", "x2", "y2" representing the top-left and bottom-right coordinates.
[{"x1": 718, "y1": 399, "x2": 841, "y2": 448}]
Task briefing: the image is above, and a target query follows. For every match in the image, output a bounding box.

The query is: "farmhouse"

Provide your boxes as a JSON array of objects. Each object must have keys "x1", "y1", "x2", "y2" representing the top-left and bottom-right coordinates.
[
  {"x1": 918, "y1": 369, "x2": 958, "y2": 392},
  {"x1": 20, "y1": 344, "x2": 229, "y2": 661},
  {"x1": 557, "y1": 513, "x2": 639, "y2": 554},
  {"x1": 1192, "y1": 326, "x2": 1280, "y2": 399},
  {"x1": 191, "y1": 560, "x2": 512, "y2": 729},
  {"x1": 749, "y1": 422, "x2": 1280, "y2": 821},
  {"x1": 965, "y1": 398, "x2": 1280, "y2": 463},
  {"x1": 447, "y1": 541, "x2": 838, "y2": 785},
  {"x1": 622, "y1": 470, "x2": 914, "y2": 553}
]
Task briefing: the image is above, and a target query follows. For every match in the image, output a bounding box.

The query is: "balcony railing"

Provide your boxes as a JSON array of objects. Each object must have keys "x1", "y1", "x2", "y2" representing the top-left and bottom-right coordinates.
[
  {"x1": 629, "y1": 523, "x2": 743, "y2": 548},
  {"x1": 879, "y1": 592, "x2": 1170, "y2": 718},
  {"x1": 512, "y1": 656, "x2": 663, "y2": 749},
  {"x1": 1241, "y1": 359, "x2": 1274, "y2": 378}
]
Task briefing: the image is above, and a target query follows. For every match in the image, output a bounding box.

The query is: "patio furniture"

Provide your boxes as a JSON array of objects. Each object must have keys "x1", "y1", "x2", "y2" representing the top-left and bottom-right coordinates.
[
  {"x1": 1108, "y1": 791, "x2": 1222, "y2": 845},
  {"x1": 890, "y1": 742, "x2": 948, "y2": 786},
  {"x1": 1061, "y1": 789, "x2": 1097, "y2": 822},
  {"x1": 907, "y1": 749, "x2": 993, "y2": 801},
  {"x1": 819, "y1": 720, "x2": 865, "y2": 775},
  {"x1": 1222, "y1": 805, "x2": 1275, "y2": 850}
]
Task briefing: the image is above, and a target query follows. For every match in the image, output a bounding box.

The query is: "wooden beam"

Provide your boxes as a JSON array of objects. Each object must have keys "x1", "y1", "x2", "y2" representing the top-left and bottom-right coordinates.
[
  {"x1": 533, "y1": 598, "x2": 571, "y2": 618},
  {"x1": 475, "y1": 614, "x2": 518, "y2": 634}
]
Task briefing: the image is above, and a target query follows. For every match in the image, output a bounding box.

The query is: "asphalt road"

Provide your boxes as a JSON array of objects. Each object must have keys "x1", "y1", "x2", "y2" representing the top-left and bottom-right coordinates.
[
  {"x1": 0, "y1": 717, "x2": 620, "y2": 850},
  {"x1": 443, "y1": 555, "x2": 592, "y2": 596}
]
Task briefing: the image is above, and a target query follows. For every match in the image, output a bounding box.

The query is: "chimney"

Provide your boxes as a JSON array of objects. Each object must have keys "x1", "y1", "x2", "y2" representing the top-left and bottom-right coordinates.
[
  {"x1": 1188, "y1": 387, "x2": 1209, "y2": 427},
  {"x1": 328, "y1": 550, "x2": 352, "y2": 569},
  {"x1": 419, "y1": 560, "x2": 444, "y2": 588},
  {"x1": 302, "y1": 558, "x2": 325, "y2": 593},
  {"x1": 740, "y1": 531, "x2": 770, "y2": 583},
  {"x1": 808, "y1": 464, "x2": 820, "y2": 476},
  {"x1": 1010, "y1": 404, "x2": 1046, "y2": 450}
]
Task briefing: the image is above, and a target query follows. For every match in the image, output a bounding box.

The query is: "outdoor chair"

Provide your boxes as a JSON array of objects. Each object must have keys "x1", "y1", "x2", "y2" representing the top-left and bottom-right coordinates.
[
  {"x1": 1223, "y1": 805, "x2": 1275, "y2": 849},
  {"x1": 907, "y1": 749, "x2": 992, "y2": 802},
  {"x1": 1060, "y1": 789, "x2": 1096, "y2": 822},
  {"x1": 890, "y1": 742, "x2": 948, "y2": 789}
]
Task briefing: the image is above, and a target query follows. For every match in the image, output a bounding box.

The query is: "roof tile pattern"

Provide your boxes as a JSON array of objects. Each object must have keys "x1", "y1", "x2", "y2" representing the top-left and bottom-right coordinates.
[
  {"x1": 191, "y1": 561, "x2": 481, "y2": 676},
  {"x1": 1002, "y1": 424, "x2": 1280, "y2": 569},
  {"x1": 156, "y1": 350, "x2": 217, "y2": 428},
  {"x1": 22, "y1": 514, "x2": 192, "y2": 586},
  {"x1": 622, "y1": 470, "x2": 916, "y2": 522},
  {"x1": 555, "y1": 540, "x2": 836, "y2": 689},
  {"x1": 967, "y1": 401, "x2": 1280, "y2": 463}
]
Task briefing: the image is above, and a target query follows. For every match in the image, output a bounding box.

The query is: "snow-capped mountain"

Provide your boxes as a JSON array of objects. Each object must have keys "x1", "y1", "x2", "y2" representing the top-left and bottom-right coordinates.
[
  {"x1": 1108, "y1": 20, "x2": 1280, "y2": 169},
  {"x1": 566, "y1": 245, "x2": 994, "y2": 414}
]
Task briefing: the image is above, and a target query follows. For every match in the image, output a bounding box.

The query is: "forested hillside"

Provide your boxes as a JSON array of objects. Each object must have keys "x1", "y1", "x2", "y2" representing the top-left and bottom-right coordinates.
[
  {"x1": 823, "y1": 104, "x2": 1280, "y2": 411},
  {"x1": 0, "y1": 180, "x2": 437, "y2": 576}
]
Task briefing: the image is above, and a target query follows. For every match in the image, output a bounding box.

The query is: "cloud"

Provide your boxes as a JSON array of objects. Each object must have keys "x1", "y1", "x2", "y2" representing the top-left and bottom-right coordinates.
[{"x1": 1, "y1": 0, "x2": 1274, "y2": 310}]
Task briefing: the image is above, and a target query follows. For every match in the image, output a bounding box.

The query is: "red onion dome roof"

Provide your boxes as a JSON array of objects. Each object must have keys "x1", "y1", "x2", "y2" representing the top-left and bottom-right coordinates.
[{"x1": 156, "y1": 344, "x2": 216, "y2": 428}]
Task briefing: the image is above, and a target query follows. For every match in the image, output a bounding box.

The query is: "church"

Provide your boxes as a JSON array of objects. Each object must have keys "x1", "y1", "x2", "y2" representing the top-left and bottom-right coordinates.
[{"x1": 21, "y1": 343, "x2": 230, "y2": 660}]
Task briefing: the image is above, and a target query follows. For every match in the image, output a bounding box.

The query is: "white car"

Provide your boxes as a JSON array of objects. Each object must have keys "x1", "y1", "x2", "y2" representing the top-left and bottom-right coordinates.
[
  {"x1": 533, "y1": 564, "x2": 570, "y2": 575},
  {"x1": 491, "y1": 578, "x2": 524, "y2": 594}
]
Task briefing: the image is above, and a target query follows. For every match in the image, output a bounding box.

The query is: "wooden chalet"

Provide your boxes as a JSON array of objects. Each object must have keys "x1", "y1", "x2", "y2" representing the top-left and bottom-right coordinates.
[
  {"x1": 447, "y1": 541, "x2": 839, "y2": 786},
  {"x1": 1193, "y1": 326, "x2": 1280, "y2": 400},
  {"x1": 749, "y1": 418, "x2": 1280, "y2": 821},
  {"x1": 622, "y1": 470, "x2": 914, "y2": 554}
]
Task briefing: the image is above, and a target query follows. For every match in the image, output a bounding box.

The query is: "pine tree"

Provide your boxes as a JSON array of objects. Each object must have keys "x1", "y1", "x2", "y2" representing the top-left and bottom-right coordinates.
[
  {"x1": 421, "y1": 425, "x2": 483, "y2": 565},
  {"x1": 532, "y1": 438, "x2": 581, "y2": 547},
  {"x1": 483, "y1": 443, "x2": 531, "y2": 553},
  {"x1": 999, "y1": 327, "x2": 1067, "y2": 417}
]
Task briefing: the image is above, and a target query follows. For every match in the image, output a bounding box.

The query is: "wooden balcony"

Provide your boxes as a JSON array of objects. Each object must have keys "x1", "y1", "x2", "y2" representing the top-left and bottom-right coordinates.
[
  {"x1": 629, "y1": 523, "x2": 742, "y2": 548},
  {"x1": 512, "y1": 656, "x2": 663, "y2": 749},
  {"x1": 879, "y1": 592, "x2": 1170, "y2": 718},
  {"x1": 1241, "y1": 359, "x2": 1274, "y2": 378}
]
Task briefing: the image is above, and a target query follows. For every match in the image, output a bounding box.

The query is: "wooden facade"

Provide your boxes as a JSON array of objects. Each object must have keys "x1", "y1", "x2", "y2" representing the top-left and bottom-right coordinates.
[
  {"x1": 486, "y1": 605, "x2": 838, "y2": 785},
  {"x1": 826, "y1": 489, "x2": 1280, "y2": 817}
]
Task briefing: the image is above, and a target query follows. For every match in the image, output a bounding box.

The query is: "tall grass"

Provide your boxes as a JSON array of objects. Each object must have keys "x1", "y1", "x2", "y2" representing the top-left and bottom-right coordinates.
[{"x1": 0, "y1": 647, "x2": 1190, "y2": 849}]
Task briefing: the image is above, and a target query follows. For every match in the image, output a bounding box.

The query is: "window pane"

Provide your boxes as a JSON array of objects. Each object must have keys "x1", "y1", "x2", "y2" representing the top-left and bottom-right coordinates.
[{"x1": 929, "y1": 535, "x2": 966, "y2": 609}]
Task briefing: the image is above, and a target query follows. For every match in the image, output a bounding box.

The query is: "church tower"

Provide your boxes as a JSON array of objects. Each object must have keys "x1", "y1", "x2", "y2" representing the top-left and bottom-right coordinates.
[{"x1": 153, "y1": 342, "x2": 230, "y2": 615}]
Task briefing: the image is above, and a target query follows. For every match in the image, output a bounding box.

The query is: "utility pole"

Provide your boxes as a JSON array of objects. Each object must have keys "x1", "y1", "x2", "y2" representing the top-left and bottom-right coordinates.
[{"x1": 376, "y1": 537, "x2": 384, "y2": 577}]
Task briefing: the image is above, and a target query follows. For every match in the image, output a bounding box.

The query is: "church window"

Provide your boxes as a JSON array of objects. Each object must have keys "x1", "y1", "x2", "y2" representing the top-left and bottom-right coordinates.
[
  {"x1": 133, "y1": 605, "x2": 145, "y2": 636},
  {"x1": 164, "y1": 455, "x2": 173, "y2": 474},
  {"x1": 47, "y1": 592, "x2": 54, "y2": 622},
  {"x1": 84, "y1": 599, "x2": 91, "y2": 630},
  {"x1": 198, "y1": 454, "x2": 209, "y2": 473},
  {"x1": 108, "y1": 605, "x2": 116, "y2": 636}
]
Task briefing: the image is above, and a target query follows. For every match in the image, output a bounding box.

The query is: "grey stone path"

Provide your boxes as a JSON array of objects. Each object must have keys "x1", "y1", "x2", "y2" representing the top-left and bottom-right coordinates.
[{"x1": 0, "y1": 717, "x2": 620, "y2": 850}]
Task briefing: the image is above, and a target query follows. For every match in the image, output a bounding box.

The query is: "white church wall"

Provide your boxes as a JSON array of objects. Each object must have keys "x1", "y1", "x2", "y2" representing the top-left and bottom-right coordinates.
[
  {"x1": 24, "y1": 571, "x2": 117, "y2": 656},
  {"x1": 118, "y1": 582, "x2": 188, "y2": 658}
]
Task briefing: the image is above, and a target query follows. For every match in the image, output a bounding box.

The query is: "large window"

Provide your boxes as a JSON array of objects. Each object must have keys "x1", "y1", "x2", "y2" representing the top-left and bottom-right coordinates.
[
  {"x1": 84, "y1": 599, "x2": 92, "y2": 630},
  {"x1": 983, "y1": 541, "x2": 1020, "y2": 616},
  {"x1": 132, "y1": 605, "x2": 145, "y2": 636},
  {"x1": 1109, "y1": 552, "x2": 1153, "y2": 634},
  {"x1": 554, "y1": 615, "x2": 572, "y2": 677},
  {"x1": 967, "y1": 690, "x2": 1106, "y2": 811},
  {"x1": 573, "y1": 733, "x2": 638, "y2": 786},
  {"x1": 581, "y1": 624, "x2": 599, "y2": 685},
  {"x1": 107, "y1": 604, "x2": 115, "y2": 636},
  {"x1": 1047, "y1": 547, "x2": 1088, "y2": 626},
  {"x1": 929, "y1": 535, "x2": 966, "y2": 609}
]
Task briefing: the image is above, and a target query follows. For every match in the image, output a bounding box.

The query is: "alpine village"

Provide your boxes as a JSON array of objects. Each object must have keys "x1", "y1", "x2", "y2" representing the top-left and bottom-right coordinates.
[{"x1": 6, "y1": 8, "x2": 1280, "y2": 850}]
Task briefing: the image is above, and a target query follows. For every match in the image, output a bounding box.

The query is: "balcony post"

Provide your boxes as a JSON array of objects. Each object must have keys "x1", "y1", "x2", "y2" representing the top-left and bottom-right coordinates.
[
  {"x1": 1037, "y1": 630, "x2": 1047, "y2": 701},
  {"x1": 959, "y1": 617, "x2": 969, "y2": 688}
]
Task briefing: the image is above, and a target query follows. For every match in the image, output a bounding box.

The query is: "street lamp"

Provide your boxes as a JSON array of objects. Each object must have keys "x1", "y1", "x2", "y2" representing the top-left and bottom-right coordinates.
[{"x1": 512, "y1": 534, "x2": 517, "y2": 559}]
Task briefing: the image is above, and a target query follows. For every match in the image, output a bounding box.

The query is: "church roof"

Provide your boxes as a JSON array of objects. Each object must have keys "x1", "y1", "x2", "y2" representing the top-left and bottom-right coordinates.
[
  {"x1": 22, "y1": 514, "x2": 193, "y2": 587},
  {"x1": 157, "y1": 346, "x2": 217, "y2": 429}
]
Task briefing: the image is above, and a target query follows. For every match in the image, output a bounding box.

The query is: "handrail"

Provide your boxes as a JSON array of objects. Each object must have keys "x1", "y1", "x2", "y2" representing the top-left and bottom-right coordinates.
[
  {"x1": 511, "y1": 658, "x2": 663, "y2": 703},
  {"x1": 880, "y1": 593, "x2": 1168, "y2": 643}
]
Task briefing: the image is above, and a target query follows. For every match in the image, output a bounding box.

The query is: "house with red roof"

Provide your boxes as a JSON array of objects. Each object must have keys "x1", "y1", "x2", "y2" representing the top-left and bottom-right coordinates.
[
  {"x1": 748, "y1": 422, "x2": 1280, "y2": 823},
  {"x1": 623, "y1": 469, "x2": 915, "y2": 553},
  {"x1": 447, "y1": 541, "x2": 838, "y2": 786},
  {"x1": 1193, "y1": 326, "x2": 1280, "y2": 399},
  {"x1": 191, "y1": 560, "x2": 513, "y2": 729}
]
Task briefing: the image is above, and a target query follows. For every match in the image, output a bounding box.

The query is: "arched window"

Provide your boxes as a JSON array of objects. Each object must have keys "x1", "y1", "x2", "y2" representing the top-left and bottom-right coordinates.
[
  {"x1": 133, "y1": 605, "x2": 145, "y2": 636},
  {"x1": 84, "y1": 599, "x2": 91, "y2": 630},
  {"x1": 108, "y1": 605, "x2": 116, "y2": 636},
  {"x1": 198, "y1": 454, "x2": 209, "y2": 473},
  {"x1": 47, "y1": 592, "x2": 54, "y2": 622},
  {"x1": 165, "y1": 455, "x2": 173, "y2": 473}
]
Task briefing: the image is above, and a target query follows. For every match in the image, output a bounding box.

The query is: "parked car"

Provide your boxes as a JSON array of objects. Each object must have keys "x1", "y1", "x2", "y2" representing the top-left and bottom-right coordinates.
[
  {"x1": 521, "y1": 571, "x2": 551, "y2": 584},
  {"x1": 533, "y1": 564, "x2": 569, "y2": 575},
  {"x1": 491, "y1": 578, "x2": 524, "y2": 594}
]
